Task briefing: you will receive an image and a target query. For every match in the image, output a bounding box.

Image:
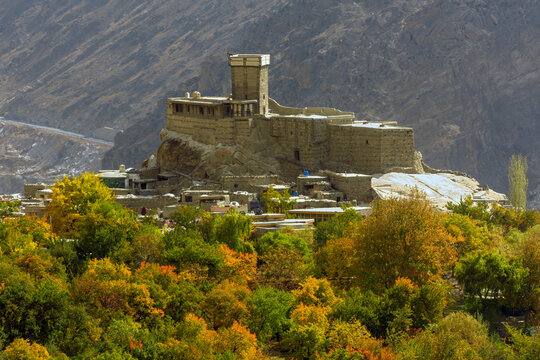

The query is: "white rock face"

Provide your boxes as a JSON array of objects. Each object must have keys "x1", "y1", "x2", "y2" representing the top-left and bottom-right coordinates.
[{"x1": 372, "y1": 173, "x2": 508, "y2": 210}]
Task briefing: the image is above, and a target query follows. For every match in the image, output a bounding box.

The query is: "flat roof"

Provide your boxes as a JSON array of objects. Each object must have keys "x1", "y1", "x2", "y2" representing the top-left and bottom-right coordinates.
[
  {"x1": 336, "y1": 121, "x2": 411, "y2": 130},
  {"x1": 288, "y1": 206, "x2": 371, "y2": 215},
  {"x1": 229, "y1": 54, "x2": 270, "y2": 66},
  {"x1": 331, "y1": 173, "x2": 372, "y2": 178},
  {"x1": 99, "y1": 171, "x2": 127, "y2": 178},
  {"x1": 169, "y1": 97, "x2": 258, "y2": 105},
  {"x1": 266, "y1": 113, "x2": 353, "y2": 120}
]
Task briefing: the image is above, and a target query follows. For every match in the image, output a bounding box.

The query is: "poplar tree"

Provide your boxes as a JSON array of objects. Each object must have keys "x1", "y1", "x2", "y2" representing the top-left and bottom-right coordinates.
[{"x1": 508, "y1": 154, "x2": 528, "y2": 210}]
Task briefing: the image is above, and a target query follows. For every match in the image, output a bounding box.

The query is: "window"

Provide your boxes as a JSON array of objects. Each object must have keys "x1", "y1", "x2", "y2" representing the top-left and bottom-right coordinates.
[
  {"x1": 294, "y1": 149, "x2": 300, "y2": 161},
  {"x1": 185, "y1": 195, "x2": 193, "y2": 203}
]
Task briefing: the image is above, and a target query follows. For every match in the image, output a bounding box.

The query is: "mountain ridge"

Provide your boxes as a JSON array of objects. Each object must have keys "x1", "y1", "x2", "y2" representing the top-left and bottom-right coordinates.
[{"x1": 1, "y1": 0, "x2": 538, "y2": 207}]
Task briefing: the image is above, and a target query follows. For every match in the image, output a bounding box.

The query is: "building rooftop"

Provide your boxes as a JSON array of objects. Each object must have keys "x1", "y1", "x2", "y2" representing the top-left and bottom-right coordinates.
[
  {"x1": 339, "y1": 121, "x2": 412, "y2": 130},
  {"x1": 288, "y1": 206, "x2": 371, "y2": 215}
]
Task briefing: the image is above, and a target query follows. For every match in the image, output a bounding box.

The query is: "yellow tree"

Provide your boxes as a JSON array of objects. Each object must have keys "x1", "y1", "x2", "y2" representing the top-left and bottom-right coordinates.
[
  {"x1": 2, "y1": 338, "x2": 50, "y2": 360},
  {"x1": 47, "y1": 173, "x2": 113, "y2": 237},
  {"x1": 352, "y1": 192, "x2": 459, "y2": 292}
]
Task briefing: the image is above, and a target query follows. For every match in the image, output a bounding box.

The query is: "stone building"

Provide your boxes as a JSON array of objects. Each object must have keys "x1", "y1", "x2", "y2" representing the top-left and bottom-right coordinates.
[{"x1": 163, "y1": 54, "x2": 417, "y2": 181}]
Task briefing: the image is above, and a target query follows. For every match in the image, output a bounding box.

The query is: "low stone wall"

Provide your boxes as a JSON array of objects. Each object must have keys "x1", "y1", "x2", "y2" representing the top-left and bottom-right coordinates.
[
  {"x1": 115, "y1": 196, "x2": 178, "y2": 212},
  {"x1": 327, "y1": 172, "x2": 373, "y2": 202}
]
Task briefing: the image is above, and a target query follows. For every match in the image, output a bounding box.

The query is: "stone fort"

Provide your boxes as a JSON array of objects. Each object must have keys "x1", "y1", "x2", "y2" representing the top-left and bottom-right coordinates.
[
  {"x1": 163, "y1": 54, "x2": 417, "y2": 177},
  {"x1": 145, "y1": 54, "x2": 423, "y2": 203}
]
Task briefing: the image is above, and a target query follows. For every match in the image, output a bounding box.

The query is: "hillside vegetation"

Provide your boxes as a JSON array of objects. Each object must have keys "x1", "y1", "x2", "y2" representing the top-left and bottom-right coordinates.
[{"x1": 1, "y1": 175, "x2": 539, "y2": 359}]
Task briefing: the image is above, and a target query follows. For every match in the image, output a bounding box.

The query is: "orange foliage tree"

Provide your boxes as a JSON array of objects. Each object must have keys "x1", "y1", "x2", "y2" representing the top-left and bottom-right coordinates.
[{"x1": 219, "y1": 244, "x2": 257, "y2": 286}]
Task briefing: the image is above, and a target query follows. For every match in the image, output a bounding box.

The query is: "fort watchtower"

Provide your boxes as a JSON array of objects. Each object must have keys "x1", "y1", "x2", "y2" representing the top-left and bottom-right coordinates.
[{"x1": 228, "y1": 54, "x2": 270, "y2": 115}]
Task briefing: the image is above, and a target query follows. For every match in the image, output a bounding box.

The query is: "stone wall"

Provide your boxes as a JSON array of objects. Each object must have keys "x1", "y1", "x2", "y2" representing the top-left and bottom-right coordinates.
[
  {"x1": 326, "y1": 172, "x2": 373, "y2": 202},
  {"x1": 327, "y1": 124, "x2": 415, "y2": 174},
  {"x1": 380, "y1": 128, "x2": 415, "y2": 171},
  {"x1": 328, "y1": 125, "x2": 382, "y2": 173},
  {"x1": 166, "y1": 110, "x2": 235, "y2": 145},
  {"x1": 114, "y1": 195, "x2": 178, "y2": 211},
  {"x1": 24, "y1": 183, "x2": 49, "y2": 198},
  {"x1": 271, "y1": 116, "x2": 327, "y2": 169},
  {"x1": 222, "y1": 175, "x2": 279, "y2": 192}
]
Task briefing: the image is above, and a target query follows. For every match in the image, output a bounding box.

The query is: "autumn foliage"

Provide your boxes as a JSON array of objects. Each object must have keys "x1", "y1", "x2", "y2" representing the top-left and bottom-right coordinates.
[{"x1": 1, "y1": 183, "x2": 539, "y2": 359}]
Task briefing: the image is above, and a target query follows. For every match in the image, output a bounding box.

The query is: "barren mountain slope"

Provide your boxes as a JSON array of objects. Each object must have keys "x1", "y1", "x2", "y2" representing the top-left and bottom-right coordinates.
[
  {"x1": 0, "y1": 0, "x2": 285, "y2": 133},
  {"x1": 0, "y1": 120, "x2": 110, "y2": 194},
  {"x1": 237, "y1": 0, "x2": 540, "y2": 199}
]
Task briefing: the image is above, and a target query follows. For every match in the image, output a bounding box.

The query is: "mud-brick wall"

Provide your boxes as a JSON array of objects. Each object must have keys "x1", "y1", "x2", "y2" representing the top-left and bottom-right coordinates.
[
  {"x1": 221, "y1": 175, "x2": 278, "y2": 192},
  {"x1": 328, "y1": 125, "x2": 383, "y2": 173},
  {"x1": 166, "y1": 112, "x2": 236, "y2": 145},
  {"x1": 24, "y1": 184, "x2": 49, "y2": 198},
  {"x1": 327, "y1": 172, "x2": 373, "y2": 202},
  {"x1": 271, "y1": 117, "x2": 329, "y2": 169},
  {"x1": 114, "y1": 196, "x2": 178, "y2": 211},
  {"x1": 234, "y1": 118, "x2": 251, "y2": 142},
  {"x1": 379, "y1": 128, "x2": 415, "y2": 170}
]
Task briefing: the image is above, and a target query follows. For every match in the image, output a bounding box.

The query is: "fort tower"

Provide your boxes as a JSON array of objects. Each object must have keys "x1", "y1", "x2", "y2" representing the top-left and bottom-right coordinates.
[{"x1": 228, "y1": 54, "x2": 269, "y2": 115}]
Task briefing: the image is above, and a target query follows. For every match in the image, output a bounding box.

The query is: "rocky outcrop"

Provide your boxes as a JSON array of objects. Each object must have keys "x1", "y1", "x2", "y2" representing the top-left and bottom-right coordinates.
[{"x1": 150, "y1": 129, "x2": 281, "y2": 182}]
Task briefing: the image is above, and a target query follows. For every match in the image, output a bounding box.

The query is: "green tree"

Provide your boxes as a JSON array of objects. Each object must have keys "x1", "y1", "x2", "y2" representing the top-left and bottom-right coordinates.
[
  {"x1": 213, "y1": 211, "x2": 254, "y2": 253},
  {"x1": 455, "y1": 251, "x2": 529, "y2": 311},
  {"x1": 508, "y1": 154, "x2": 528, "y2": 210},
  {"x1": 248, "y1": 286, "x2": 294, "y2": 342},
  {"x1": 504, "y1": 325, "x2": 540, "y2": 360},
  {"x1": 313, "y1": 208, "x2": 363, "y2": 248},
  {"x1": 162, "y1": 229, "x2": 224, "y2": 277},
  {"x1": 76, "y1": 201, "x2": 138, "y2": 260},
  {"x1": 0, "y1": 200, "x2": 19, "y2": 218},
  {"x1": 397, "y1": 312, "x2": 510, "y2": 360},
  {"x1": 254, "y1": 231, "x2": 310, "y2": 258},
  {"x1": 283, "y1": 323, "x2": 327, "y2": 360},
  {"x1": 260, "y1": 186, "x2": 296, "y2": 214}
]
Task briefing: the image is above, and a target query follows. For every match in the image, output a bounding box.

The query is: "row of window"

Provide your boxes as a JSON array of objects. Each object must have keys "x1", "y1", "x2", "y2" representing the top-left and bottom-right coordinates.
[
  {"x1": 171, "y1": 103, "x2": 255, "y2": 117},
  {"x1": 172, "y1": 103, "x2": 215, "y2": 116}
]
